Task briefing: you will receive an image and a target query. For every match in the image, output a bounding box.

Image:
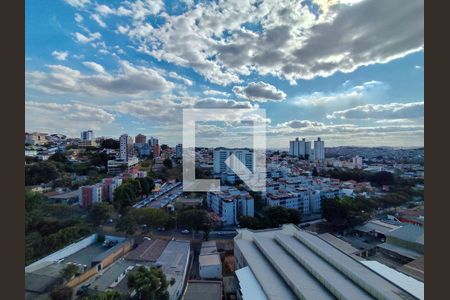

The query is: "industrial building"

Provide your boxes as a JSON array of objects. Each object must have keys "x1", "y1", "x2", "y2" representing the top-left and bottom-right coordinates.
[{"x1": 234, "y1": 224, "x2": 418, "y2": 300}]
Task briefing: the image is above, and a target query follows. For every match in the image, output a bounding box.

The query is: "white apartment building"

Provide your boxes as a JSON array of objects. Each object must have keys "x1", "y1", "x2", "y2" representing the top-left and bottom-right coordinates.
[
  {"x1": 264, "y1": 175, "x2": 348, "y2": 215},
  {"x1": 289, "y1": 138, "x2": 312, "y2": 159},
  {"x1": 213, "y1": 148, "x2": 254, "y2": 175},
  {"x1": 353, "y1": 155, "x2": 363, "y2": 169},
  {"x1": 207, "y1": 186, "x2": 254, "y2": 225},
  {"x1": 25, "y1": 132, "x2": 48, "y2": 145},
  {"x1": 107, "y1": 157, "x2": 138, "y2": 175},
  {"x1": 119, "y1": 134, "x2": 134, "y2": 161},
  {"x1": 313, "y1": 137, "x2": 325, "y2": 161},
  {"x1": 80, "y1": 130, "x2": 94, "y2": 141},
  {"x1": 266, "y1": 190, "x2": 299, "y2": 209},
  {"x1": 175, "y1": 144, "x2": 182, "y2": 158}
]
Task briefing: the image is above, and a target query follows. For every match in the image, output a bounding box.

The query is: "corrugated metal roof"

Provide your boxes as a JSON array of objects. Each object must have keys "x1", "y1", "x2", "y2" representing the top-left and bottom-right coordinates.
[
  {"x1": 235, "y1": 267, "x2": 268, "y2": 300},
  {"x1": 234, "y1": 224, "x2": 418, "y2": 300},
  {"x1": 386, "y1": 224, "x2": 424, "y2": 245},
  {"x1": 361, "y1": 261, "x2": 424, "y2": 300}
]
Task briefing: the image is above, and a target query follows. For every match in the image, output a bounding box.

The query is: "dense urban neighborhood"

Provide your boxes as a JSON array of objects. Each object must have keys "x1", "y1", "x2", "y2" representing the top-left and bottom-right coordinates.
[{"x1": 25, "y1": 130, "x2": 424, "y2": 300}]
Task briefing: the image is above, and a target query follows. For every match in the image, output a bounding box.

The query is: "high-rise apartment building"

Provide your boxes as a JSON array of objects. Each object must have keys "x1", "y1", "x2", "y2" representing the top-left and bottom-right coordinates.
[
  {"x1": 313, "y1": 137, "x2": 325, "y2": 161},
  {"x1": 289, "y1": 138, "x2": 311, "y2": 159},
  {"x1": 175, "y1": 144, "x2": 183, "y2": 158},
  {"x1": 352, "y1": 155, "x2": 363, "y2": 169},
  {"x1": 152, "y1": 144, "x2": 161, "y2": 157},
  {"x1": 80, "y1": 130, "x2": 94, "y2": 141},
  {"x1": 148, "y1": 137, "x2": 159, "y2": 147},
  {"x1": 213, "y1": 148, "x2": 254, "y2": 175},
  {"x1": 135, "y1": 134, "x2": 147, "y2": 145},
  {"x1": 119, "y1": 134, "x2": 134, "y2": 161}
]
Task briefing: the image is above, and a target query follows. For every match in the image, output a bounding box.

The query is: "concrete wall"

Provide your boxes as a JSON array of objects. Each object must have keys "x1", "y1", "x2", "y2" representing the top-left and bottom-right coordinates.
[
  {"x1": 66, "y1": 238, "x2": 134, "y2": 289},
  {"x1": 98, "y1": 239, "x2": 133, "y2": 269},
  {"x1": 25, "y1": 234, "x2": 98, "y2": 273},
  {"x1": 66, "y1": 266, "x2": 98, "y2": 288}
]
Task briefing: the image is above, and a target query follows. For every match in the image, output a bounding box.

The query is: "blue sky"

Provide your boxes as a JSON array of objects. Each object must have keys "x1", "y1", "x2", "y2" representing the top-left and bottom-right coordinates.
[{"x1": 25, "y1": 0, "x2": 424, "y2": 148}]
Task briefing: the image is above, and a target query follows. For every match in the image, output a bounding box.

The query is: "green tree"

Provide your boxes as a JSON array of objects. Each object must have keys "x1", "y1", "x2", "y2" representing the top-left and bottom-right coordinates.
[
  {"x1": 312, "y1": 167, "x2": 319, "y2": 177},
  {"x1": 113, "y1": 187, "x2": 133, "y2": 213},
  {"x1": 163, "y1": 158, "x2": 173, "y2": 169},
  {"x1": 239, "y1": 216, "x2": 263, "y2": 230},
  {"x1": 160, "y1": 144, "x2": 169, "y2": 151},
  {"x1": 100, "y1": 139, "x2": 120, "y2": 149},
  {"x1": 25, "y1": 190, "x2": 44, "y2": 212},
  {"x1": 53, "y1": 173, "x2": 73, "y2": 189},
  {"x1": 25, "y1": 161, "x2": 60, "y2": 185},
  {"x1": 262, "y1": 206, "x2": 301, "y2": 228},
  {"x1": 132, "y1": 208, "x2": 169, "y2": 233},
  {"x1": 145, "y1": 177, "x2": 155, "y2": 193},
  {"x1": 60, "y1": 264, "x2": 79, "y2": 281},
  {"x1": 83, "y1": 290, "x2": 124, "y2": 300},
  {"x1": 322, "y1": 197, "x2": 372, "y2": 230},
  {"x1": 248, "y1": 191, "x2": 264, "y2": 211},
  {"x1": 49, "y1": 152, "x2": 68, "y2": 163},
  {"x1": 89, "y1": 152, "x2": 116, "y2": 168},
  {"x1": 138, "y1": 177, "x2": 150, "y2": 196},
  {"x1": 50, "y1": 287, "x2": 73, "y2": 300},
  {"x1": 177, "y1": 209, "x2": 208, "y2": 239},
  {"x1": 128, "y1": 179, "x2": 143, "y2": 198},
  {"x1": 43, "y1": 225, "x2": 91, "y2": 255},
  {"x1": 87, "y1": 203, "x2": 114, "y2": 226},
  {"x1": 25, "y1": 156, "x2": 39, "y2": 164},
  {"x1": 128, "y1": 266, "x2": 169, "y2": 300},
  {"x1": 116, "y1": 214, "x2": 137, "y2": 235},
  {"x1": 371, "y1": 171, "x2": 395, "y2": 186}
]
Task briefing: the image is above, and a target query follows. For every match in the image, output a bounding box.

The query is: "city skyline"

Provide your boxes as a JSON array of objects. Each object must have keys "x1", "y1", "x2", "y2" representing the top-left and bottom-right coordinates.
[{"x1": 26, "y1": 0, "x2": 424, "y2": 148}]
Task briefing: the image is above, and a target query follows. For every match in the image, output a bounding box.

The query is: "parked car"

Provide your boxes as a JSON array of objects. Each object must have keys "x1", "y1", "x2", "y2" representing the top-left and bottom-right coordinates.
[{"x1": 181, "y1": 229, "x2": 190, "y2": 234}]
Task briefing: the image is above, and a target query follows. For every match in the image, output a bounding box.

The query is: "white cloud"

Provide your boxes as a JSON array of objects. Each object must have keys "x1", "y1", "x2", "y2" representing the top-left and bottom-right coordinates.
[
  {"x1": 74, "y1": 13, "x2": 83, "y2": 23},
  {"x1": 193, "y1": 98, "x2": 253, "y2": 109},
  {"x1": 327, "y1": 102, "x2": 424, "y2": 120},
  {"x1": 26, "y1": 60, "x2": 175, "y2": 97},
  {"x1": 168, "y1": 72, "x2": 193, "y2": 86},
  {"x1": 296, "y1": 80, "x2": 385, "y2": 107},
  {"x1": 269, "y1": 119, "x2": 424, "y2": 147},
  {"x1": 52, "y1": 50, "x2": 69, "y2": 61},
  {"x1": 95, "y1": 4, "x2": 116, "y2": 16},
  {"x1": 414, "y1": 65, "x2": 423, "y2": 70},
  {"x1": 276, "y1": 120, "x2": 326, "y2": 129},
  {"x1": 375, "y1": 119, "x2": 414, "y2": 124},
  {"x1": 25, "y1": 101, "x2": 115, "y2": 136},
  {"x1": 90, "y1": 14, "x2": 107, "y2": 28},
  {"x1": 109, "y1": 96, "x2": 258, "y2": 126},
  {"x1": 233, "y1": 81, "x2": 286, "y2": 102},
  {"x1": 118, "y1": 0, "x2": 423, "y2": 85},
  {"x1": 203, "y1": 90, "x2": 230, "y2": 97},
  {"x1": 95, "y1": 1, "x2": 163, "y2": 20},
  {"x1": 74, "y1": 31, "x2": 101, "y2": 44},
  {"x1": 64, "y1": 0, "x2": 90, "y2": 8},
  {"x1": 82, "y1": 61, "x2": 106, "y2": 74}
]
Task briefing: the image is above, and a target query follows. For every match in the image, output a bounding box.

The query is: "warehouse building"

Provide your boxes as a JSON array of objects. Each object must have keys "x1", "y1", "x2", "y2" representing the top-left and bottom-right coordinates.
[{"x1": 234, "y1": 224, "x2": 418, "y2": 300}]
